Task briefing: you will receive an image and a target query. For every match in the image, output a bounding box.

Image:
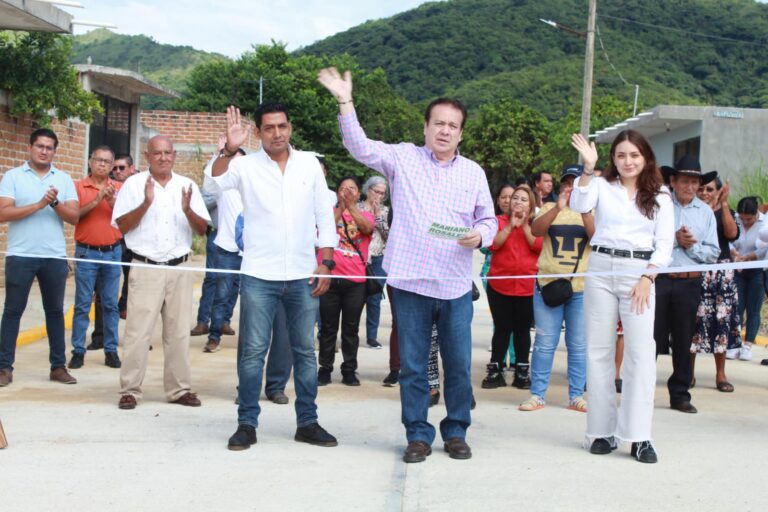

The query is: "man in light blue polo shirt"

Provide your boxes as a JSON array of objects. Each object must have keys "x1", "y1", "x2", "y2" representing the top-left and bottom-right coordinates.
[{"x1": 0, "y1": 128, "x2": 80, "y2": 387}]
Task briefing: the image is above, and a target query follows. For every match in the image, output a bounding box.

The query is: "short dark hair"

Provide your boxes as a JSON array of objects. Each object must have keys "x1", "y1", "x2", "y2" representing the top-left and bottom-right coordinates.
[
  {"x1": 114, "y1": 153, "x2": 134, "y2": 166},
  {"x1": 532, "y1": 171, "x2": 551, "y2": 185},
  {"x1": 254, "y1": 102, "x2": 290, "y2": 128},
  {"x1": 90, "y1": 145, "x2": 114, "y2": 159},
  {"x1": 30, "y1": 128, "x2": 58, "y2": 148},
  {"x1": 737, "y1": 196, "x2": 761, "y2": 215},
  {"x1": 424, "y1": 98, "x2": 468, "y2": 129},
  {"x1": 335, "y1": 175, "x2": 361, "y2": 192},
  {"x1": 514, "y1": 176, "x2": 531, "y2": 187}
]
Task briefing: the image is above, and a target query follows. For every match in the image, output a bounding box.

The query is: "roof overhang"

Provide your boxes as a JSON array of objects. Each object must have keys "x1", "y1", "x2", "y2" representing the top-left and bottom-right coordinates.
[
  {"x1": 75, "y1": 64, "x2": 180, "y2": 99},
  {"x1": 593, "y1": 106, "x2": 706, "y2": 144},
  {"x1": 0, "y1": 0, "x2": 73, "y2": 33}
]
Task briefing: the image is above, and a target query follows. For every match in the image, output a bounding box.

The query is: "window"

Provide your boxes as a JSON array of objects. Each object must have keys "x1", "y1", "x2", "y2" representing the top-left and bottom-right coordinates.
[
  {"x1": 673, "y1": 137, "x2": 700, "y2": 164},
  {"x1": 89, "y1": 94, "x2": 132, "y2": 156}
]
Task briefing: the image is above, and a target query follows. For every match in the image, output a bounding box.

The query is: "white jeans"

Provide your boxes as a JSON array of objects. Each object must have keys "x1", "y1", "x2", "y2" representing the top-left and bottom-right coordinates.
[{"x1": 584, "y1": 252, "x2": 656, "y2": 445}]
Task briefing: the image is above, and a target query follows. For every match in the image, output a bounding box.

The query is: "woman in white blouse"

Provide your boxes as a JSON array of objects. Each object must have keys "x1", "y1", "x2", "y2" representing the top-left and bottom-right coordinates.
[{"x1": 570, "y1": 130, "x2": 674, "y2": 464}]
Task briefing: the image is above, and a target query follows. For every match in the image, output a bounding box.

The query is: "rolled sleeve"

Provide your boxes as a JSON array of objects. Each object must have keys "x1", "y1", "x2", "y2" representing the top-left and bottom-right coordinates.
[
  {"x1": 569, "y1": 176, "x2": 599, "y2": 213},
  {"x1": 649, "y1": 193, "x2": 675, "y2": 267}
]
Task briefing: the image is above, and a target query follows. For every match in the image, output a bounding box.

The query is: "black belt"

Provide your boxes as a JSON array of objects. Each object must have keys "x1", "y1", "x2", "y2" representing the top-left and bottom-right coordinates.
[
  {"x1": 592, "y1": 246, "x2": 653, "y2": 260},
  {"x1": 76, "y1": 241, "x2": 121, "y2": 253},
  {"x1": 132, "y1": 253, "x2": 189, "y2": 266}
]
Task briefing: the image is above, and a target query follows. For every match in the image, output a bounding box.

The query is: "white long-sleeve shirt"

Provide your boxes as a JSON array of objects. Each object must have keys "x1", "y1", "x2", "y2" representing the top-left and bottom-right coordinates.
[
  {"x1": 570, "y1": 176, "x2": 674, "y2": 268},
  {"x1": 204, "y1": 148, "x2": 337, "y2": 280}
]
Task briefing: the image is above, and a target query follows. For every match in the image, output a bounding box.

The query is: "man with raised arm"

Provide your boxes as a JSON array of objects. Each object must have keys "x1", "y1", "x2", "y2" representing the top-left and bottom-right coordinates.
[
  {"x1": 208, "y1": 102, "x2": 338, "y2": 451},
  {"x1": 318, "y1": 68, "x2": 497, "y2": 463}
]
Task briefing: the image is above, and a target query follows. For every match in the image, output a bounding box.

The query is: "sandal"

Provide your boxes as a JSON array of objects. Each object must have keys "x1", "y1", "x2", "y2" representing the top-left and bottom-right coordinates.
[
  {"x1": 567, "y1": 396, "x2": 588, "y2": 413},
  {"x1": 518, "y1": 395, "x2": 545, "y2": 412},
  {"x1": 716, "y1": 381, "x2": 734, "y2": 393}
]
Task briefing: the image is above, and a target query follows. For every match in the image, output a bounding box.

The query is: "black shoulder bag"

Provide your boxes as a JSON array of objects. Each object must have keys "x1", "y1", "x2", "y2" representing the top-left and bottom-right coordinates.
[
  {"x1": 538, "y1": 240, "x2": 586, "y2": 307},
  {"x1": 341, "y1": 217, "x2": 384, "y2": 297}
]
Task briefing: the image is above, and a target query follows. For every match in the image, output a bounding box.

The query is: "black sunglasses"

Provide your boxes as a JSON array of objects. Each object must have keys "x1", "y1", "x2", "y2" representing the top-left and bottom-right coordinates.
[{"x1": 112, "y1": 165, "x2": 127, "y2": 171}]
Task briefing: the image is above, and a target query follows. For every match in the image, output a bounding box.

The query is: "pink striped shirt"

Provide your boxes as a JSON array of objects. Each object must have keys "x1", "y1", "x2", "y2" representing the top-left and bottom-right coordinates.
[{"x1": 339, "y1": 112, "x2": 497, "y2": 299}]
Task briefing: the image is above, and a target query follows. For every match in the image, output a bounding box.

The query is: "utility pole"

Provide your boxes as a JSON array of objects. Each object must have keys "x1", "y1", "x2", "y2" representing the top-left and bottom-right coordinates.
[
  {"x1": 580, "y1": 0, "x2": 597, "y2": 138},
  {"x1": 259, "y1": 76, "x2": 263, "y2": 105}
]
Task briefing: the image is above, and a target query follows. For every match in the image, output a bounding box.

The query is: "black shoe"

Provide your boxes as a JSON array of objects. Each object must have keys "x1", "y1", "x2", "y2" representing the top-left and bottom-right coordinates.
[
  {"x1": 670, "y1": 401, "x2": 698, "y2": 414},
  {"x1": 761, "y1": 358, "x2": 768, "y2": 366},
  {"x1": 267, "y1": 391, "x2": 289, "y2": 405},
  {"x1": 104, "y1": 352, "x2": 121, "y2": 368},
  {"x1": 631, "y1": 441, "x2": 658, "y2": 463},
  {"x1": 471, "y1": 396, "x2": 476, "y2": 410},
  {"x1": 615, "y1": 378, "x2": 623, "y2": 394},
  {"x1": 512, "y1": 363, "x2": 531, "y2": 389},
  {"x1": 86, "y1": 340, "x2": 103, "y2": 351},
  {"x1": 228, "y1": 424, "x2": 257, "y2": 451},
  {"x1": 481, "y1": 362, "x2": 507, "y2": 389},
  {"x1": 403, "y1": 440, "x2": 432, "y2": 463},
  {"x1": 589, "y1": 437, "x2": 617, "y2": 455},
  {"x1": 295, "y1": 423, "x2": 338, "y2": 447},
  {"x1": 317, "y1": 369, "x2": 331, "y2": 386},
  {"x1": 341, "y1": 372, "x2": 360, "y2": 386},
  {"x1": 382, "y1": 370, "x2": 399, "y2": 387},
  {"x1": 366, "y1": 339, "x2": 383, "y2": 349},
  {"x1": 429, "y1": 390, "x2": 440, "y2": 407},
  {"x1": 68, "y1": 352, "x2": 85, "y2": 369}
]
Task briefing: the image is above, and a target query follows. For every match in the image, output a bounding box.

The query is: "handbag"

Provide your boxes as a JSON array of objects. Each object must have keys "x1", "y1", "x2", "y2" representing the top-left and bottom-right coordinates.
[
  {"x1": 538, "y1": 240, "x2": 586, "y2": 307},
  {"x1": 341, "y1": 217, "x2": 384, "y2": 297}
]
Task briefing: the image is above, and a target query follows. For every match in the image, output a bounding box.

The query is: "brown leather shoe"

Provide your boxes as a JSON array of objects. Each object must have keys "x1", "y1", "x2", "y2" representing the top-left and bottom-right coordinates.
[
  {"x1": 171, "y1": 392, "x2": 201, "y2": 407},
  {"x1": 203, "y1": 339, "x2": 221, "y2": 353},
  {"x1": 0, "y1": 368, "x2": 12, "y2": 387},
  {"x1": 119, "y1": 310, "x2": 127, "y2": 320},
  {"x1": 221, "y1": 323, "x2": 236, "y2": 336},
  {"x1": 443, "y1": 438, "x2": 472, "y2": 460},
  {"x1": 49, "y1": 367, "x2": 77, "y2": 385},
  {"x1": 118, "y1": 394, "x2": 137, "y2": 410},
  {"x1": 190, "y1": 323, "x2": 209, "y2": 336},
  {"x1": 403, "y1": 440, "x2": 432, "y2": 463}
]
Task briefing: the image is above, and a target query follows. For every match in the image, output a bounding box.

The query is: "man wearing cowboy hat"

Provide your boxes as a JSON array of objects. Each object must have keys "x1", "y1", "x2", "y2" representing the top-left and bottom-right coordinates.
[{"x1": 654, "y1": 154, "x2": 720, "y2": 414}]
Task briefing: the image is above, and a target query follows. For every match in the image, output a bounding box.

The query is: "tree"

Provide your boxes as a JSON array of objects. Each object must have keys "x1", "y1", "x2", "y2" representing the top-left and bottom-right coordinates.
[
  {"x1": 461, "y1": 98, "x2": 550, "y2": 190},
  {"x1": 177, "y1": 43, "x2": 422, "y2": 185},
  {"x1": 0, "y1": 31, "x2": 102, "y2": 125}
]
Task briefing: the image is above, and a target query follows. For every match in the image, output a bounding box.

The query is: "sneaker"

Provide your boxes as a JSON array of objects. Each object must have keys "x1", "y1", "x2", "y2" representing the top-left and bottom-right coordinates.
[
  {"x1": 481, "y1": 362, "x2": 506, "y2": 389},
  {"x1": 725, "y1": 347, "x2": 740, "y2": 360},
  {"x1": 228, "y1": 424, "x2": 257, "y2": 451},
  {"x1": 267, "y1": 391, "x2": 289, "y2": 405},
  {"x1": 104, "y1": 352, "x2": 121, "y2": 368},
  {"x1": 631, "y1": 441, "x2": 658, "y2": 463},
  {"x1": 86, "y1": 340, "x2": 103, "y2": 351},
  {"x1": 382, "y1": 370, "x2": 399, "y2": 387},
  {"x1": 589, "y1": 437, "x2": 616, "y2": 455},
  {"x1": 203, "y1": 339, "x2": 221, "y2": 353},
  {"x1": 739, "y1": 345, "x2": 753, "y2": 361},
  {"x1": 366, "y1": 339, "x2": 383, "y2": 349},
  {"x1": 341, "y1": 372, "x2": 360, "y2": 386},
  {"x1": 518, "y1": 395, "x2": 545, "y2": 412},
  {"x1": 295, "y1": 423, "x2": 338, "y2": 447},
  {"x1": 68, "y1": 352, "x2": 85, "y2": 369},
  {"x1": 317, "y1": 368, "x2": 331, "y2": 386},
  {"x1": 50, "y1": 367, "x2": 77, "y2": 384}
]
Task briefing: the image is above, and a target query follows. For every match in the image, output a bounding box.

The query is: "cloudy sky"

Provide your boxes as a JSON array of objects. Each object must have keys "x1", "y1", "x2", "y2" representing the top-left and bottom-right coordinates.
[{"x1": 64, "y1": 0, "x2": 431, "y2": 57}]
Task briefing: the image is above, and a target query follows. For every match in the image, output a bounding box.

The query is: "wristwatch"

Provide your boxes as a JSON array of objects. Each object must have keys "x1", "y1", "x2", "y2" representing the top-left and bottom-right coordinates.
[
  {"x1": 321, "y1": 259, "x2": 336, "y2": 271},
  {"x1": 49, "y1": 199, "x2": 59, "y2": 208}
]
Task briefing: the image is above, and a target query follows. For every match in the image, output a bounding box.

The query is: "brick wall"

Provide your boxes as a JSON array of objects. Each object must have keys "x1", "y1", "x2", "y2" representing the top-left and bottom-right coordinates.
[
  {"x1": 0, "y1": 104, "x2": 87, "y2": 283},
  {"x1": 139, "y1": 111, "x2": 259, "y2": 186}
]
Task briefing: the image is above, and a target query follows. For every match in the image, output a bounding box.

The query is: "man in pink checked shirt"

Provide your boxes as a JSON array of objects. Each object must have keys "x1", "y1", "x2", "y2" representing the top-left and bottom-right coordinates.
[{"x1": 318, "y1": 68, "x2": 497, "y2": 464}]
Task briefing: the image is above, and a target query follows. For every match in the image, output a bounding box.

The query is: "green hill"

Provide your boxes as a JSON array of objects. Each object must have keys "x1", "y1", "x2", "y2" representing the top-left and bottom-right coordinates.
[
  {"x1": 70, "y1": 28, "x2": 229, "y2": 108},
  {"x1": 302, "y1": 0, "x2": 768, "y2": 118}
]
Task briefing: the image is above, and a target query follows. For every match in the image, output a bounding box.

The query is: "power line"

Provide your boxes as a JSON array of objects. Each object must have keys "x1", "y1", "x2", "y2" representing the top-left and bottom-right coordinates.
[
  {"x1": 598, "y1": 14, "x2": 765, "y2": 46},
  {"x1": 595, "y1": 23, "x2": 632, "y2": 87}
]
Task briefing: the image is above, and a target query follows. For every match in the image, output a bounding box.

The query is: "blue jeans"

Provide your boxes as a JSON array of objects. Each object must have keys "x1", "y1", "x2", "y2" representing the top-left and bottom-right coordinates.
[
  {"x1": 209, "y1": 246, "x2": 241, "y2": 341},
  {"x1": 237, "y1": 276, "x2": 318, "y2": 428},
  {"x1": 530, "y1": 287, "x2": 586, "y2": 400},
  {"x1": 71, "y1": 245, "x2": 122, "y2": 354},
  {"x1": 195, "y1": 229, "x2": 218, "y2": 325},
  {"x1": 735, "y1": 269, "x2": 765, "y2": 342},
  {"x1": 392, "y1": 287, "x2": 473, "y2": 444},
  {"x1": 0, "y1": 256, "x2": 69, "y2": 370},
  {"x1": 365, "y1": 255, "x2": 386, "y2": 342},
  {"x1": 265, "y1": 303, "x2": 293, "y2": 396}
]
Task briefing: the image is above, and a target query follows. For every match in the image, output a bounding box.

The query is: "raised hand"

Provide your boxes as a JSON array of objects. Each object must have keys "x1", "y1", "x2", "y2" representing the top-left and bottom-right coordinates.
[
  {"x1": 570, "y1": 133, "x2": 598, "y2": 171},
  {"x1": 717, "y1": 179, "x2": 731, "y2": 206},
  {"x1": 556, "y1": 188, "x2": 571, "y2": 210},
  {"x1": 144, "y1": 175, "x2": 155, "y2": 205},
  {"x1": 317, "y1": 67, "x2": 353, "y2": 102},
  {"x1": 225, "y1": 106, "x2": 249, "y2": 152},
  {"x1": 181, "y1": 184, "x2": 193, "y2": 213}
]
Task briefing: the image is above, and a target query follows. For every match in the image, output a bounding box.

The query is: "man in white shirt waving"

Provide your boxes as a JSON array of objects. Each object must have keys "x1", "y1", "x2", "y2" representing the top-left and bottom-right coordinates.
[
  {"x1": 112, "y1": 135, "x2": 210, "y2": 410},
  {"x1": 208, "y1": 102, "x2": 338, "y2": 451}
]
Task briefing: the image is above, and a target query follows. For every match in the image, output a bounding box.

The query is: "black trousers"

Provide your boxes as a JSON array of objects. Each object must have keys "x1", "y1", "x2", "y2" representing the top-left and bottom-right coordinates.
[
  {"x1": 318, "y1": 279, "x2": 367, "y2": 373},
  {"x1": 486, "y1": 284, "x2": 533, "y2": 366},
  {"x1": 654, "y1": 275, "x2": 702, "y2": 404}
]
